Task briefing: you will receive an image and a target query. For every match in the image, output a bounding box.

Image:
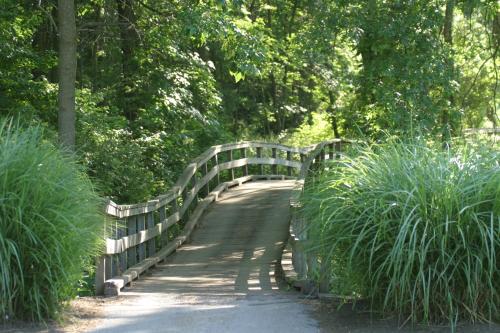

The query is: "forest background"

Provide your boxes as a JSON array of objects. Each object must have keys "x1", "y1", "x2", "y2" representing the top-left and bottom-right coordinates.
[{"x1": 1, "y1": 0, "x2": 498, "y2": 204}]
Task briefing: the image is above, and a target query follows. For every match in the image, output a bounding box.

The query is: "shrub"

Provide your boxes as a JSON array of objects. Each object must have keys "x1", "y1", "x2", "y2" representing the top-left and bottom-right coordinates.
[
  {"x1": 0, "y1": 120, "x2": 104, "y2": 321},
  {"x1": 301, "y1": 139, "x2": 499, "y2": 326}
]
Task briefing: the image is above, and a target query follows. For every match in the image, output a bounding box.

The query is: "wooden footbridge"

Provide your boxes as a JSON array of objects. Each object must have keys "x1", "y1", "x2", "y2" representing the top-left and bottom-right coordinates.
[
  {"x1": 96, "y1": 140, "x2": 350, "y2": 296},
  {"x1": 93, "y1": 140, "x2": 351, "y2": 332}
]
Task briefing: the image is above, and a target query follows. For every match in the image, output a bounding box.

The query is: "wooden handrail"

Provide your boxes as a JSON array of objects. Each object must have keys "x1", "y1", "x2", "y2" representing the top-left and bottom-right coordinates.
[
  {"x1": 95, "y1": 139, "x2": 353, "y2": 296},
  {"x1": 287, "y1": 139, "x2": 354, "y2": 295}
]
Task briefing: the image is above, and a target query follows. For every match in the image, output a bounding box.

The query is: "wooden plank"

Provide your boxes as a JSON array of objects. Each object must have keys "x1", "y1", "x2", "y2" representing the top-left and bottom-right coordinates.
[
  {"x1": 287, "y1": 151, "x2": 292, "y2": 176},
  {"x1": 103, "y1": 180, "x2": 232, "y2": 296},
  {"x1": 159, "y1": 205, "x2": 168, "y2": 247},
  {"x1": 214, "y1": 154, "x2": 220, "y2": 186},
  {"x1": 147, "y1": 212, "x2": 155, "y2": 257},
  {"x1": 174, "y1": 163, "x2": 197, "y2": 194},
  {"x1": 105, "y1": 200, "x2": 120, "y2": 217},
  {"x1": 241, "y1": 148, "x2": 248, "y2": 176},
  {"x1": 105, "y1": 210, "x2": 182, "y2": 255},
  {"x1": 137, "y1": 214, "x2": 146, "y2": 262},
  {"x1": 203, "y1": 163, "x2": 210, "y2": 195},
  {"x1": 181, "y1": 187, "x2": 190, "y2": 221},
  {"x1": 257, "y1": 147, "x2": 264, "y2": 175},
  {"x1": 228, "y1": 150, "x2": 234, "y2": 180},
  {"x1": 95, "y1": 255, "x2": 107, "y2": 295},
  {"x1": 127, "y1": 216, "x2": 137, "y2": 267},
  {"x1": 117, "y1": 219, "x2": 127, "y2": 273},
  {"x1": 217, "y1": 157, "x2": 301, "y2": 171},
  {"x1": 272, "y1": 148, "x2": 277, "y2": 174},
  {"x1": 103, "y1": 139, "x2": 356, "y2": 219}
]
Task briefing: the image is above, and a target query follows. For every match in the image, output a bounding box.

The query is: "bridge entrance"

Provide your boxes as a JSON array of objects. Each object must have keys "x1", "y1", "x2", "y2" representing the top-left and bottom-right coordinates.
[{"x1": 90, "y1": 180, "x2": 318, "y2": 332}]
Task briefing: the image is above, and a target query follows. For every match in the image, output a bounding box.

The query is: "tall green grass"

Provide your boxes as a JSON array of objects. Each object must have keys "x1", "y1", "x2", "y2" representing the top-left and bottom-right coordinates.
[
  {"x1": 0, "y1": 120, "x2": 104, "y2": 321},
  {"x1": 302, "y1": 140, "x2": 499, "y2": 326}
]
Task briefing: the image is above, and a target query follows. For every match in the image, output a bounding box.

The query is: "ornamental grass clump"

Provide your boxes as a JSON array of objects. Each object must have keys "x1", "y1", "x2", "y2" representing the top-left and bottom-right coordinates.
[
  {"x1": 0, "y1": 121, "x2": 104, "y2": 321},
  {"x1": 301, "y1": 140, "x2": 499, "y2": 326}
]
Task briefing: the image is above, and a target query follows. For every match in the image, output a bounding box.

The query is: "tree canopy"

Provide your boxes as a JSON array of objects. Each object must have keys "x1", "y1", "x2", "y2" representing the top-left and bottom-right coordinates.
[{"x1": 0, "y1": 0, "x2": 498, "y2": 202}]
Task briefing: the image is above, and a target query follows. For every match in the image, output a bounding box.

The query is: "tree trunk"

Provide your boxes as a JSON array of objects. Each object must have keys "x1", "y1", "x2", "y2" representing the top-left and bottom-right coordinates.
[
  {"x1": 57, "y1": 0, "x2": 77, "y2": 150},
  {"x1": 441, "y1": 0, "x2": 455, "y2": 144},
  {"x1": 117, "y1": 0, "x2": 139, "y2": 123},
  {"x1": 328, "y1": 91, "x2": 340, "y2": 138},
  {"x1": 358, "y1": 0, "x2": 377, "y2": 105}
]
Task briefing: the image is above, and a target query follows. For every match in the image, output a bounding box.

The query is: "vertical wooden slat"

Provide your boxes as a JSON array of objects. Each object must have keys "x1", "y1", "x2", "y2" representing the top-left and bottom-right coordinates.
[
  {"x1": 127, "y1": 216, "x2": 137, "y2": 267},
  {"x1": 328, "y1": 143, "x2": 334, "y2": 160},
  {"x1": 105, "y1": 254, "x2": 112, "y2": 281},
  {"x1": 203, "y1": 162, "x2": 210, "y2": 195},
  {"x1": 257, "y1": 147, "x2": 264, "y2": 175},
  {"x1": 137, "y1": 214, "x2": 146, "y2": 262},
  {"x1": 147, "y1": 212, "x2": 155, "y2": 257},
  {"x1": 272, "y1": 148, "x2": 277, "y2": 174},
  {"x1": 314, "y1": 154, "x2": 320, "y2": 171},
  {"x1": 159, "y1": 205, "x2": 168, "y2": 247},
  {"x1": 286, "y1": 151, "x2": 292, "y2": 176},
  {"x1": 214, "y1": 154, "x2": 220, "y2": 186},
  {"x1": 117, "y1": 219, "x2": 127, "y2": 274},
  {"x1": 192, "y1": 171, "x2": 199, "y2": 205},
  {"x1": 241, "y1": 148, "x2": 248, "y2": 176},
  {"x1": 182, "y1": 187, "x2": 190, "y2": 221},
  {"x1": 335, "y1": 141, "x2": 341, "y2": 159},
  {"x1": 228, "y1": 150, "x2": 234, "y2": 180}
]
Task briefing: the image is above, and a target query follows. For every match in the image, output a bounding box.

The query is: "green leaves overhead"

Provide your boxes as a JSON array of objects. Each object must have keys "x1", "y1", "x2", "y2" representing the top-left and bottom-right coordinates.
[{"x1": 1, "y1": 0, "x2": 498, "y2": 203}]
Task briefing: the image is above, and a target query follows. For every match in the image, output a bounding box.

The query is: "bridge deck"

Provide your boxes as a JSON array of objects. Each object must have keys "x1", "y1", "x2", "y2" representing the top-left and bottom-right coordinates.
[{"x1": 91, "y1": 180, "x2": 318, "y2": 332}]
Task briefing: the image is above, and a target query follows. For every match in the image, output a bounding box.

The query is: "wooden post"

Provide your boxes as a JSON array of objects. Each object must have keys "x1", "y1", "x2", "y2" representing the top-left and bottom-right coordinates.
[
  {"x1": 137, "y1": 214, "x2": 146, "y2": 262},
  {"x1": 272, "y1": 148, "x2": 277, "y2": 175},
  {"x1": 257, "y1": 147, "x2": 264, "y2": 175},
  {"x1": 147, "y1": 212, "x2": 155, "y2": 257},
  {"x1": 228, "y1": 150, "x2": 234, "y2": 180},
  {"x1": 95, "y1": 255, "x2": 107, "y2": 295},
  {"x1": 286, "y1": 151, "x2": 292, "y2": 176},
  {"x1": 127, "y1": 216, "x2": 137, "y2": 267},
  {"x1": 328, "y1": 143, "x2": 334, "y2": 160}
]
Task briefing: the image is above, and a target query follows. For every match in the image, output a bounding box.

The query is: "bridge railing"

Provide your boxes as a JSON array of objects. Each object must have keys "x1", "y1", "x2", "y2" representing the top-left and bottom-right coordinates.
[
  {"x1": 288, "y1": 139, "x2": 354, "y2": 295},
  {"x1": 96, "y1": 140, "x2": 350, "y2": 296}
]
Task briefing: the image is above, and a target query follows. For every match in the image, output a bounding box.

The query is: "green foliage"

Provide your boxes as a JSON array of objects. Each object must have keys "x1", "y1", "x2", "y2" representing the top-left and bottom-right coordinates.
[
  {"x1": 281, "y1": 112, "x2": 335, "y2": 146},
  {"x1": 0, "y1": 1, "x2": 55, "y2": 120},
  {"x1": 301, "y1": 140, "x2": 499, "y2": 325},
  {"x1": 76, "y1": 89, "x2": 232, "y2": 203},
  {"x1": 0, "y1": 120, "x2": 104, "y2": 321}
]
